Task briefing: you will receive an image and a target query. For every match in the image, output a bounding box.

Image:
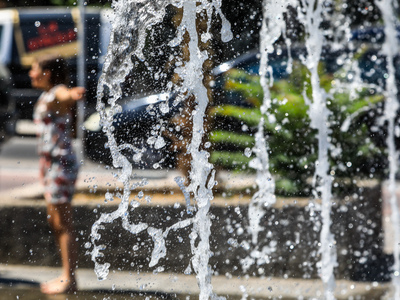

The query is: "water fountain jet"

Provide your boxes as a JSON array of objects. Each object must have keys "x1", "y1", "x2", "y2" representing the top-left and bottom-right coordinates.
[{"x1": 89, "y1": 1, "x2": 232, "y2": 299}]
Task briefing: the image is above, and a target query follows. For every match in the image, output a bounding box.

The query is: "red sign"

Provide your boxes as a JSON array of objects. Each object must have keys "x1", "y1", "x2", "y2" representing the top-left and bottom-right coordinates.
[{"x1": 26, "y1": 21, "x2": 77, "y2": 52}]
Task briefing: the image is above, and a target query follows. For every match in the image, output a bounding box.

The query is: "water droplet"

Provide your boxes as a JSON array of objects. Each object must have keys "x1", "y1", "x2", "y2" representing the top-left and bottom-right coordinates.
[
  {"x1": 133, "y1": 153, "x2": 142, "y2": 162},
  {"x1": 35, "y1": 21, "x2": 41, "y2": 27},
  {"x1": 154, "y1": 136, "x2": 166, "y2": 149},
  {"x1": 244, "y1": 147, "x2": 252, "y2": 157},
  {"x1": 160, "y1": 102, "x2": 169, "y2": 114}
]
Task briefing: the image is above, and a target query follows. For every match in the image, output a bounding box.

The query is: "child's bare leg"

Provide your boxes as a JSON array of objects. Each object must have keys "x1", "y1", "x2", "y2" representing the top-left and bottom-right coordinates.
[{"x1": 41, "y1": 202, "x2": 77, "y2": 295}]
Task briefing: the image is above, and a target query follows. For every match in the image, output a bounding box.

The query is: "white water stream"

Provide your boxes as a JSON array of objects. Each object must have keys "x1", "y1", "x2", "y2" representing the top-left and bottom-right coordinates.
[
  {"x1": 244, "y1": 0, "x2": 295, "y2": 272},
  {"x1": 88, "y1": 1, "x2": 232, "y2": 299},
  {"x1": 299, "y1": 1, "x2": 337, "y2": 298}
]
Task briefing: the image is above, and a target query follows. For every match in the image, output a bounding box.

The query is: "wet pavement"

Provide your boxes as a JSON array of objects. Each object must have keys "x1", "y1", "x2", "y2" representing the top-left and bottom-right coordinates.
[{"x1": 0, "y1": 264, "x2": 390, "y2": 299}]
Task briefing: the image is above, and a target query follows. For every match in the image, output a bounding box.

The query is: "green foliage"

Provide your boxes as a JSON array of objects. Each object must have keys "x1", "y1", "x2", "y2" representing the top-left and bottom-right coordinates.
[
  {"x1": 50, "y1": 0, "x2": 78, "y2": 5},
  {"x1": 210, "y1": 151, "x2": 252, "y2": 170},
  {"x1": 209, "y1": 60, "x2": 386, "y2": 197},
  {"x1": 209, "y1": 131, "x2": 255, "y2": 148}
]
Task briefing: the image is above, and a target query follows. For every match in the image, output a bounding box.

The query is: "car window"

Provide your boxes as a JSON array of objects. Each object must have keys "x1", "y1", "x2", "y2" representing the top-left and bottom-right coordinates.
[{"x1": 0, "y1": 22, "x2": 13, "y2": 65}]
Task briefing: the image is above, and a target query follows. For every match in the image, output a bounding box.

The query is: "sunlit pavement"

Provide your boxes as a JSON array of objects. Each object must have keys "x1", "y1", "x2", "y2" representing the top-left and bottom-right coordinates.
[
  {"x1": 0, "y1": 264, "x2": 390, "y2": 299},
  {"x1": 0, "y1": 181, "x2": 394, "y2": 299},
  {"x1": 0, "y1": 135, "x2": 180, "y2": 198}
]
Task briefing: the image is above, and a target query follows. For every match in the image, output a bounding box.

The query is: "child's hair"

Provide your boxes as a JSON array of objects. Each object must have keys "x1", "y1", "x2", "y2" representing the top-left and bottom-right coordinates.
[{"x1": 35, "y1": 54, "x2": 69, "y2": 86}]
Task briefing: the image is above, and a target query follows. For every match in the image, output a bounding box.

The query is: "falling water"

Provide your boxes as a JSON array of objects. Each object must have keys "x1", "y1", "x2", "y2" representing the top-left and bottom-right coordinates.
[
  {"x1": 299, "y1": 0, "x2": 337, "y2": 299},
  {"x1": 89, "y1": 1, "x2": 172, "y2": 280},
  {"x1": 248, "y1": 0, "x2": 285, "y2": 244},
  {"x1": 374, "y1": 0, "x2": 400, "y2": 297},
  {"x1": 245, "y1": 0, "x2": 294, "y2": 270},
  {"x1": 89, "y1": 0, "x2": 232, "y2": 299},
  {"x1": 170, "y1": 1, "x2": 232, "y2": 299}
]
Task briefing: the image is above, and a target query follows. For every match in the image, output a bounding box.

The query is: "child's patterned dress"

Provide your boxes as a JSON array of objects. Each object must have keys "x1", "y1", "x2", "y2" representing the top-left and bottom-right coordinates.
[{"x1": 33, "y1": 85, "x2": 79, "y2": 204}]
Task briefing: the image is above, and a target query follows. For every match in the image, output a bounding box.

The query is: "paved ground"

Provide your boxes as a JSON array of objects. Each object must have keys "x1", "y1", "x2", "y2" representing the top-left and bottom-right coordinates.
[
  {"x1": 0, "y1": 264, "x2": 391, "y2": 299},
  {"x1": 0, "y1": 169, "x2": 395, "y2": 299}
]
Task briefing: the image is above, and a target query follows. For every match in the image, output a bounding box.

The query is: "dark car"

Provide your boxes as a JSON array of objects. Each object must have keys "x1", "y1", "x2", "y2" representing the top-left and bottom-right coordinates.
[{"x1": 83, "y1": 49, "x2": 291, "y2": 168}]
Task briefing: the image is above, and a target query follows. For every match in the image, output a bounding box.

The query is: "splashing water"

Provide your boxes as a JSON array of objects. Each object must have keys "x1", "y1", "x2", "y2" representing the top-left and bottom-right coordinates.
[
  {"x1": 299, "y1": 0, "x2": 337, "y2": 298},
  {"x1": 374, "y1": 0, "x2": 400, "y2": 297},
  {"x1": 89, "y1": 1, "x2": 174, "y2": 280},
  {"x1": 248, "y1": 0, "x2": 285, "y2": 244},
  {"x1": 87, "y1": 0, "x2": 400, "y2": 298},
  {"x1": 171, "y1": 1, "x2": 231, "y2": 299},
  {"x1": 245, "y1": 0, "x2": 295, "y2": 272},
  {"x1": 89, "y1": 1, "x2": 232, "y2": 299}
]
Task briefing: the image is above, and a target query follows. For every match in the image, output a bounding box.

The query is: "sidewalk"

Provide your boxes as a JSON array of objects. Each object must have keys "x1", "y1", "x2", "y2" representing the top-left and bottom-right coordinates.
[
  {"x1": 0, "y1": 160, "x2": 257, "y2": 207},
  {"x1": 0, "y1": 264, "x2": 389, "y2": 299}
]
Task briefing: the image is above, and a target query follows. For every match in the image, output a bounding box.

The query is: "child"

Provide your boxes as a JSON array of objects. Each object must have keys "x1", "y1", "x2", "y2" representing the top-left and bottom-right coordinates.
[{"x1": 30, "y1": 54, "x2": 85, "y2": 294}]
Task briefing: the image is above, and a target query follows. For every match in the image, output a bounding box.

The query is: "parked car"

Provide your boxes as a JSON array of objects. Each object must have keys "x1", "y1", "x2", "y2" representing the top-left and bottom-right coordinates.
[
  {"x1": 0, "y1": 62, "x2": 16, "y2": 146},
  {"x1": 0, "y1": 7, "x2": 112, "y2": 119}
]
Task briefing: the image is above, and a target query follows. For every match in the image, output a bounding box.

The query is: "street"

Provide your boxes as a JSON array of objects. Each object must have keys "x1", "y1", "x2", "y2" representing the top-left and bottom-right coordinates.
[
  {"x1": 0, "y1": 129, "x2": 175, "y2": 195},
  {"x1": 0, "y1": 136, "x2": 40, "y2": 192},
  {"x1": 0, "y1": 133, "x2": 110, "y2": 193}
]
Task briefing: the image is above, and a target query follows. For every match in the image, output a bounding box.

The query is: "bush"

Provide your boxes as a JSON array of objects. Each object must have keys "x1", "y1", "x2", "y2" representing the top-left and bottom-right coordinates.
[{"x1": 209, "y1": 60, "x2": 386, "y2": 197}]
